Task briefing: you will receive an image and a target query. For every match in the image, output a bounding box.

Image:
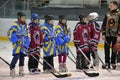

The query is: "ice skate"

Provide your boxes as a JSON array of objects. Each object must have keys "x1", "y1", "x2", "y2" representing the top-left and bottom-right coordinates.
[
  {"x1": 59, "y1": 63, "x2": 63, "y2": 72},
  {"x1": 29, "y1": 69, "x2": 35, "y2": 75},
  {"x1": 19, "y1": 66, "x2": 24, "y2": 76},
  {"x1": 34, "y1": 68, "x2": 41, "y2": 74},
  {"x1": 112, "y1": 64, "x2": 116, "y2": 70},
  {"x1": 10, "y1": 69, "x2": 16, "y2": 78},
  {"x1": 62, "y1": 63, "x2": 68, "y2": 72}
]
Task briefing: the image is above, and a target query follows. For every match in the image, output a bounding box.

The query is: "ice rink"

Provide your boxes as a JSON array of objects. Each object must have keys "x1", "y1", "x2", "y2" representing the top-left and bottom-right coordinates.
[{"x1": 0, "y1": 41, "x2": 120, "y2": 80}]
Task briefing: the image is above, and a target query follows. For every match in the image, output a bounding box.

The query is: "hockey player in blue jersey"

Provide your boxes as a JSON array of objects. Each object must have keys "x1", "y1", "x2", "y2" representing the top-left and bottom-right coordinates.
[
  {"x1": 7, "y1": 12, "x2": 30, "y2": 78},
  {"x1": 41, "y1": 15, "x2": 56, "y2": 72},
  {"x1": 55, "y1": 15, "x2": 71, "y2": 72}
]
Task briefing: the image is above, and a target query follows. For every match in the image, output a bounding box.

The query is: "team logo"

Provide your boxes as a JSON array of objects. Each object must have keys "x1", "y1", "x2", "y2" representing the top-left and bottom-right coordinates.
[
  {"x1": 33, "y1": 31, "x2": 40, "y2": 44},
  {"x1": 82, "y1": 29, "x2": 88, "y2": 41},
  {"x1": 108, "y1": 18, "x2": 115, "y2": 27}
]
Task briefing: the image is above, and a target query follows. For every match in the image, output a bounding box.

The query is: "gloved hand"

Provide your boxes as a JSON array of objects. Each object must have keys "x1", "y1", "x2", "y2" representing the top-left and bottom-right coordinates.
[
  {"x1": 36, "y1": 46, "x2": 40, "y2": 52},
  {"x1": 55, "y1": 37, "x2": 64, "y2": 45},
  {"x1": 63, "y1": 35, "x2": 70, "y2": 43},
  {"x1": 16, "y1": 40, "x2": 22, "y2": 45}
]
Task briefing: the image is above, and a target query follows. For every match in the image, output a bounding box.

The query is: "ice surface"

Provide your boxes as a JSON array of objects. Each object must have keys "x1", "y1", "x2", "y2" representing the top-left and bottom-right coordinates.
[{"x1": 0, "y1": 41, "x2": 120, "y2": 80}]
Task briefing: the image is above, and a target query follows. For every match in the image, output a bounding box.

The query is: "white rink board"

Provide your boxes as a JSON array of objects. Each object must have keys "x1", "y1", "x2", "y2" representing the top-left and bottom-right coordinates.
[{"x1": 0, "y1": 18, "x2": 103, "y2": 43}]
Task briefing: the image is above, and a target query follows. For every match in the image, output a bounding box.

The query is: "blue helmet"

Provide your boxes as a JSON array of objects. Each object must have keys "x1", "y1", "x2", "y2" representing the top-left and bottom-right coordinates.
[{"x1": 31, "y1": 13, "x2": 40, "y2": 21}]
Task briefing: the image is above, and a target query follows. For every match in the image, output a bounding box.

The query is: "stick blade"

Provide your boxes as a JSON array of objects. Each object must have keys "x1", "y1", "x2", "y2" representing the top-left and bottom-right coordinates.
[
  {"x1": 51, "y1": 72, "x2": 71, "y2": 78},
  {"x1": 83, "y1": 70, "x2": 99, "y2": 77}
]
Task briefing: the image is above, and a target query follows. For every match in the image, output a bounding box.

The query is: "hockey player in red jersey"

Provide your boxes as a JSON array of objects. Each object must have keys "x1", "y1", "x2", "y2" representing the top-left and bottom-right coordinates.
[
  {"x1": 28, "y1": 13, "x2": 43, "y2": 74},
  {"x1": 88, "y1": 12, "x2": 101, "y2": 68},
  {"x1": 73, "y1": 14, "x2": 90, "y2": 71}
]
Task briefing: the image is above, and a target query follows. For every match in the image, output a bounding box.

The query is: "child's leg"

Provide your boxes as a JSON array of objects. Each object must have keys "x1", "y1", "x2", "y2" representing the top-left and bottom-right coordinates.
[
  {"x1": 43, "y1": 56, "x2": 51, "y2": 71},
  {"x1": 49, "y1": 55, "x2": 54, "y2": 70},
  {"x1": 63, "y1": 53, "x2": 67, "y2": 63},
  {"x1": 58, "y1": 54, "x2": 63, "y2": 72},
  {"x1": 10, "y1": 54, "x2": 20, "y2": 70},
  {"x1": 93, "y1": 51, "x2": 99, "y2": 67},
  {"x1": 10, "y1": 54, "x2": 20, "y2": 77},
  {"x1": 19, "y1": 53, "x2": 25, "y2": 67},
  {"x1": 81, "y1": 52, "x2": 90, "y2": 69},
  {"x1": 58, "y1": 54, "x2": 62, "y2": 63},
  {"x1": 76, "y1": 54, "x2": 82, "y2": 69},
  {"x1": 28, "y1": 56, "x2": 35, "y2": 71},
  {"x1": 34, "y1": 55, "x2": 41, "y2": 73},
  {"x1": 34, "y1": 55, "x2": 40, "y2": 69},
  {"x1": 62, "y1": 53, "x2": 68, "y2": 72},
  {"x1": 19, "y1": 53, "x2": 25, "y2": 76}
]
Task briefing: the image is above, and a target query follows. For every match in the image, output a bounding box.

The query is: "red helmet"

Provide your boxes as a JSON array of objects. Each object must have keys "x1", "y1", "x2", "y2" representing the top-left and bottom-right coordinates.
[{"x1": 114, "y1": 43, "x2": 120, "y2": 52}]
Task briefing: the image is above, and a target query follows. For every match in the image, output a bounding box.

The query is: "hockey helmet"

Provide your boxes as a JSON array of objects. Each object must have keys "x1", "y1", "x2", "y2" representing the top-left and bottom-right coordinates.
[
  {"x1": 88, "y1": 12, "x2": 99, "y2": 20},
  {"x1": 17, "y1": 12, "x2": 26, "y2": 20},
  {"x1": 31, "y1": 13, "x2": 40, "y2": 21},
  {"x1": 44, "y1": 15, "x2": 54, "y2": 22},
  {"x1": 79, "y1": 14, "x2": 87, "y2": 21}
]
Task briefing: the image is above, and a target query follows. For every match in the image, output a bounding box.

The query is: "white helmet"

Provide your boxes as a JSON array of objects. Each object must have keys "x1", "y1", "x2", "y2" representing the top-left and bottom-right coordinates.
[{"x1": 88, "y1": 12, "x2": 99, "y2": 20}]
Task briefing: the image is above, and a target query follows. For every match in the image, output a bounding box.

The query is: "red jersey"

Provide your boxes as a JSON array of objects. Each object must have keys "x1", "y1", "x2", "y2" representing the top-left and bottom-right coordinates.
[
  {"x1": 73, "y1": 23, "x2": 90, "y2": 53},
  {"x1": 29, "y1": 22, "x2": 43, "y2": 55},
  {"x1": 88, "y1": 21, "x2": 101, "y2": 51}
]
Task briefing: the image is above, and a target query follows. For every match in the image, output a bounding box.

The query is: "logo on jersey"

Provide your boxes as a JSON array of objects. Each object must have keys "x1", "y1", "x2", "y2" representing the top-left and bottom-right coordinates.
[
  {"x1": 82, "y1": 29, "x2": 88, "y2": 41},
  {"x1": 33, "y1": 31, "x2": 40, "y2": 44},
  {"x1": 108, "y1": 18, "x2": 115, "y2": 27}
]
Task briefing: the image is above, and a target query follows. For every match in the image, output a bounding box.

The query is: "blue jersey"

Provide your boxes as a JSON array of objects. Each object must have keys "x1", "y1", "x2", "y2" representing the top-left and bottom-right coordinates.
[
  {"x1": 7, "y1": 22, "x2": 30, "y2": 56},
  {"x1": 55, "y1": 24, "x2": 71, "y2": 54},
  {"x1": 41, "y1": 22, "x2": 57, "y2": 57}
]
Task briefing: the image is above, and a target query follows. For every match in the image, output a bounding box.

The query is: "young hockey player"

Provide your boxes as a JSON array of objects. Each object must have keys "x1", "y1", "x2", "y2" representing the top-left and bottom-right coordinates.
[
  {"x1": 88, "y1": 12, "x2": 101, "y2": 68},
  {"x1": 55, "y1": 15, "x2": 71, "y2": 72},
  {"x1": 41, "y1": 15, "x2": 56, "y2": 73},
  {"x1": 28, "y1": 13, "x2": 43, "y2": 74},
  {"x1": 73, "y1": 14, "x2": 90, "y2": 71},
  {"x1": 7, "y1": 12, "x2": 30, "y2": 78}
]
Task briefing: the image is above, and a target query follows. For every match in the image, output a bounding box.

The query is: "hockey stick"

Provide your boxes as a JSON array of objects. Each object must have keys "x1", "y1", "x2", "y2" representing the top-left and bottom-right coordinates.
[
  {"x1": 67, "y1": 47, "x2": 76, "y2": 59},
  {"x1": 89, "y1": 46, "x2": 111, "y2": 73},
  {"x1": 67, "y1": 47, "x2": 99, "y2": 77},
  {"x1": 24, "y1": 46, "x2": 71, "y2": 78},
  {"x1": 18, "y1": 43, "x2": 71, "y2": 78},
  {"x1": 78, "y1": 47, "x2": 99, "y2": 76},
  {"x1": 0, "y1": 56, "x2": 10, "y2": 66},
  {"x1": 30, "y1": 53, "x2": 71, "y2": 78},
  {"x1": 67, "y1": 55, "x2": 99, "y2": 77},
  {"x1": 35, "y1": 53, "x2": 71, "y2": 78}
]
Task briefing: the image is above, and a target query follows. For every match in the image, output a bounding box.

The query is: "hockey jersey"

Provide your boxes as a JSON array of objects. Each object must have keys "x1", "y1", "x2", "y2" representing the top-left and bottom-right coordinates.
[
  {"x1": 7, "y1": 21, "x2": 30, "y2": 56},
  {"x1": 73, "y1": 22, "x2": 90, "y2": 53},
  {"x1": 88, "y1": 21, "x2": 101, "y2": 51},
  {"x1": 55, "y1": 23, "x2": 71, "y2": 54},
  {"x1": 29, "y1": 22, "x2": 43, "y2": 55},
  {"x1": 102, "y1": 9, "x2": 120, "y2": 36},
  {"x1": 41, "y1": 22, "x2": 57, "y2": 57}
]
